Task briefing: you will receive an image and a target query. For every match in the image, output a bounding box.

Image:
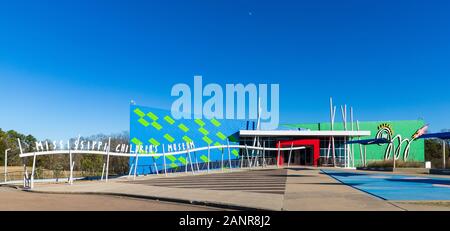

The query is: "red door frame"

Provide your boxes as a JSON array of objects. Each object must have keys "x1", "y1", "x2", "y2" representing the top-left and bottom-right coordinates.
[{"x1": 276, "y1": 139, "x2": 320, "y2": 167}]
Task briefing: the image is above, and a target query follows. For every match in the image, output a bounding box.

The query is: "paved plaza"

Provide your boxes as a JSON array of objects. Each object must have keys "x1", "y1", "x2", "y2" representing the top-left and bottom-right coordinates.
[{"x1": 9, "y1": 167, "x2": 450, "y2": 211}]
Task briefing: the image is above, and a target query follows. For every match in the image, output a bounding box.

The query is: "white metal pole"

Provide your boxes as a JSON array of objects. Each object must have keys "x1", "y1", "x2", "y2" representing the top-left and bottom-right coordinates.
[
  {"x1": 341, "y1": 105, "x2": 348, "y2": 168},
  {"x1": 133, "y1": 151, "x2": 139, "y2": 180},
  {"x1": 128, "y1": 164, "x2": 134, "y2": 177},
  {"x1": 443, "y1": 140, "x2": 446, "y2": 169},
  {"x1": 185, "y1": 150, "x2": 188, "y2": 174},
  {"x1": 287, "y1": 142, "x2": 293, "y2": 167},
  {"x1": 329, "y1": 140, "x2": 333, "y2": 166},
  {"x1": 364, "y1": 145, "x2": 367, "y2": 167},
  {"x1": 245, "y1": 144, "x2": 250, "y2": 168},
  {"x1": 326, "y1": 137, "x2": 331, "y2": 165},
  {"x1": 194, "y1": 151, "x2": 200, "y2": 172},
  {"x1": 328, "y1": 98, "x2": 332, "y2": 165},
  {"x1": 71, "y1": 161, "x2": 75, "y2": 184},
  {"x1": 18, "y1": 139, "x2": 26, "y2": 187},
  {"x1": 162, "y1": 145, "x2": 167, "y2": 176},
  {"x1": 253, "y1": 137, "x2": 261, "y2": 167},
  {"x1": 392, "y1": 141, "x2": 396, "y2": 169},
  {"x1": 23, "y1": 164, "x2": 27, "y2": 188},
  {"x1": 17, "y1": 138, "x2": 23, "y2": 155},
  {"x1": 227, "y1": 139, "x2": 232, "y2": 170},
  {"x1": 105, "y1": 137, "x2": 111, "y2": 182},
  {"x1": 329, "y1": 97, "x2": 336, "y2": 167},
  {"x1": 30, "y1": 152, "x2": 36, "y2": 189},
  {"x1": 69, "y1": 150, "x2": 73, "y2": 184},
  {"x1": 221, "y1": 148, "x2": 224, "y2": 172},
  {"x1": 207, "y1": 144, "x2": 210, "y2": 173},
  {"x1": 4, "y1": 149, "x2": 10, "y2": 182},
  {"x1": 262, "y1": 142, "x2": 266, "y2": 168},
  {"x1": 152, "y1": 156, "x2": 159, "y2": 175},
  {"x1": 187, "y1": 148, "x2": 195, "y2": 174},
  {"x1": 277, "y1": 141, "x2": 281, "y2": 168},
  {"x1": 101, "y1": 162, "x2": 106, "y2": 181},
  {"x1": 357, "y1": 120, "x2": 363, "y2": 167},
  {"x1": 351, "y1": 107, "x2": 355, "y2": 167},
  {"x1": 240, "y1": 145, "x2": 244, "y2": 169},
  {"x1": 332, "y1": 106, "x2": 336, "y2": 166}
]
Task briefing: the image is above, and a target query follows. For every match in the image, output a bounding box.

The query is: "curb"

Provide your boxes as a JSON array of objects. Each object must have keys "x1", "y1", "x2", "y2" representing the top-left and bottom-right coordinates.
[
  {"x1": 0, "y1": 184, "x2": 21, "y2": 190},
  {"x1": 23, "y1": 189, "x2": 276, "y2": 211}
]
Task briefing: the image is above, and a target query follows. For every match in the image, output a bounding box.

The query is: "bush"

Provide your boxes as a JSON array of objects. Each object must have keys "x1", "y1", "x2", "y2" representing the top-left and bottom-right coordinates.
[{"x1": 367, "y1": 160, "x2": 424, "y2": 168}]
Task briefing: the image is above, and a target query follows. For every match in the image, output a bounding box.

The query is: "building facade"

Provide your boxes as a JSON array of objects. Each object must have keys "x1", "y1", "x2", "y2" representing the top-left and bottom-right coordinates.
[{"x1": 130, "y1": 104, "x2": 425, "y2": 174}]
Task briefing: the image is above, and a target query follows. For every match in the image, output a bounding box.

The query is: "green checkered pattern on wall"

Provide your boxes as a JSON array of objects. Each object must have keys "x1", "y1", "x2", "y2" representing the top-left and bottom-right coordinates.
[{"x1": 132, "y1": 107, "x2": 239, "y2": 168}]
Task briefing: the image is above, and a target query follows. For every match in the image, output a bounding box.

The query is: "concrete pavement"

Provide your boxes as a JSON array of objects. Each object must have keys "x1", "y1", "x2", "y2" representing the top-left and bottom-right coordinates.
[
  {"x1": 29, "y1": 169, "x2": 285, "y2": 210},
  {"x1": 282, "y1": 168, "x2": 401, "y2": 210},
  {"x1": 0, "y1": 186, "x2": 219, "y2": 211},
  {"x1": 25, "y1": 167, "x2": 450, "y2": 211}
]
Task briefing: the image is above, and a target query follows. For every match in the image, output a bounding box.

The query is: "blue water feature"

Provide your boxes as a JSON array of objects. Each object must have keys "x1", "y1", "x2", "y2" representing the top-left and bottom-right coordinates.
[{"x1": 321, "y1": 170, "x2": 450, "y2": 201}]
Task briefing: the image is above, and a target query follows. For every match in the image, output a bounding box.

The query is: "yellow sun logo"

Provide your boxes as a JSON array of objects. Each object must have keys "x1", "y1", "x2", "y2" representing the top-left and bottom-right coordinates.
[{"x1": 377, "y1": 123, "x2": 394, "y2": 135}]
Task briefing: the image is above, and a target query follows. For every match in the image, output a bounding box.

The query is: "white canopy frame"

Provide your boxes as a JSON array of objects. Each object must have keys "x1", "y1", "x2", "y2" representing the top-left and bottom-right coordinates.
[{"x1": 18, "y1": 143, "x2": 306, "y2": 189}]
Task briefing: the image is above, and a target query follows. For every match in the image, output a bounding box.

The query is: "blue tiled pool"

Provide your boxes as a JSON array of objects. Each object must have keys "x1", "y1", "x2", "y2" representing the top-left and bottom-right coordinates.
[{"x1": 321, "y1": 169, "x2": 450, "y2": 201}]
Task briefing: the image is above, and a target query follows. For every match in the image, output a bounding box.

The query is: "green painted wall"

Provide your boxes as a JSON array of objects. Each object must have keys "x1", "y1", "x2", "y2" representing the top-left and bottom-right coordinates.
[{"x1": 283, "y1": 120, "x2": 425, "y2": 166}]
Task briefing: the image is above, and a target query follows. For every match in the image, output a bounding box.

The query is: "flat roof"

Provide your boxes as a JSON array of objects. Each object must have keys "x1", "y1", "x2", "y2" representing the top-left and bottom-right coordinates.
[{"x1": 239, "y1": 130, "x2": 371, "y2": 137}]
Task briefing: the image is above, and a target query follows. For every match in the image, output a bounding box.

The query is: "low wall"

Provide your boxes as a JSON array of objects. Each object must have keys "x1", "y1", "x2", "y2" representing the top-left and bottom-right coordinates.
[
  {"x1": 429, "y1": 169, "x2": 450, "y2": 175},
  {"x1": 356, "y1": 167, "x2": 430, "y2": 174}
]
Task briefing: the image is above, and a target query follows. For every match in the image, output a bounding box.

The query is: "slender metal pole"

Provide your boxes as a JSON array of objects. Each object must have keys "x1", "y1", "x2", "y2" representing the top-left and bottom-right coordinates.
[
  {"x1": 392, "y1": 141, "x2": 396, "y2": 169},
  {"x1": 162, "y1": 145, "x2": 167, "y2": 176},
  {"x1": 23, "y1": 164, "x2": 27, "y2": 188},
  {"x1": 4, "y1": 149, "x2": 10, "y2": 182},
  {"x1": 31, "y1": 152, "x2": 36, "y2": 189},
  {"x1": 133, "y1": 151, "x2": 139, "y2": 180},
  {"x1": 245, "y1": 144, "x2": 250, "y2": 168},
  {"x1": 288, "y1": 142, "x2": 293, "y2": 167},
  {"x1": 341, "y1": 105, "x2": 347, "y2": 168},
  {"x1": 364, "y1": 145, "x2": 367, "y2": 167},
  {"x1": 71, "y1": 161, "x2": 75, "y2": 184},
  {"x1": 101, "y1": 163, "x2": 106, "y2": 181},
  {"x1": 277, "y1": 141, "x2": 281, "y2": 168},
  {"x1": 332, "y1": 136, "x2": 336, "y2": 166},
  {"x1": 187, "y1": 148, "x2": 195, "y2": 174},
  {"x1": 262, "y1": 142, "x2": 266, "y2": 168},
  {"x1": 221, "y1": 148, "x2": 224, "y2": 172},
  {"x1": 69, "y1": 150, "x2": 73, "y2": 184},
  {"x1": 329, "y1": 97, "x2": 336, "y2": 167},
  {"x1": 443, "y1": 140, "x2": 446, "y2": 169},
  {"x1": 26, "y1": 166, "x2": 29, "y2": 187},
  {"x1": 105, "y1": 137, "x2": 111, "y2": 182},
  {"x1": 17, "y1": 139, "x2": 26, "y2": 187},
  {"x1": 185, "y1": 150, "x2": 188, "y2": 174},
  {"x1": 152, "y1": 157, "x2": 159, "y2": 175},
  {"x1": 326, "y1": 137, "x2": 331, "y2": 165},
  {"x1": 207, "y1": 144, "x2": 210, "y2": 173},
  {"x1": 357, "y1": 120, "x2": 363, "y2": 167},
  {"x1": 240, "y1": 145, "x2": 244, "y2": 169},
  {"x1": 194, "y1": 151, "x2": 200, "y2": 172},
  {"x1": 227, "y1": 139, "x2": 232, "y2": 170},
  {"x1": 351, "y1": 106, "x2": 355, "y2": 168},
  {"x1": 128, "y1": 164, "x2": 134, "y2": 177}
]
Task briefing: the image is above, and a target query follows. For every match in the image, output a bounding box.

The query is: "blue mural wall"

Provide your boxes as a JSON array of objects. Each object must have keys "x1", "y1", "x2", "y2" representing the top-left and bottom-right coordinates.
[{"x1": 130, "y1": 105, "x2": 252, "y2": 174}]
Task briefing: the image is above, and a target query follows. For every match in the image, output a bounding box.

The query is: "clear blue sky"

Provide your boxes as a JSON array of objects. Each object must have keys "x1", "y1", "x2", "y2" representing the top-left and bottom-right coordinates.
[{"x1": 0, "y1": 0, "x2": 449, "y2": 140}]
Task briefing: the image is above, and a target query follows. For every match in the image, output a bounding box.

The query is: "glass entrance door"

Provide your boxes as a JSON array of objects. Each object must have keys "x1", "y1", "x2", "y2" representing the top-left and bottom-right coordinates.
[{"x1": 285, "y1": 147, "x2": 313, "y2": 166}]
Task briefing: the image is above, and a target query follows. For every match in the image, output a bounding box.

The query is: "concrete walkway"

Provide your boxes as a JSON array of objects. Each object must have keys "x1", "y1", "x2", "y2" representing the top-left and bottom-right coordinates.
[
  {"x1": 282, "y1": 168, "x2": 401, "y2": 210},
  {"x1": 26, "y1": 167, "x2": 450, "y2": 211},
  {"x1": 30, "y1": 169, "x2": 285, "y2": 211}
]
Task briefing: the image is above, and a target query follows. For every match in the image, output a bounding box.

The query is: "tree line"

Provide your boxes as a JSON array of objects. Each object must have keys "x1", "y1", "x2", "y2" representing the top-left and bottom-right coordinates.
[
  {"x1": 0, "y1": 129, "x2": 130, "y2": 177},
  {"x1": 425, "y1": 139, "x2": 449, "y2": 169}
]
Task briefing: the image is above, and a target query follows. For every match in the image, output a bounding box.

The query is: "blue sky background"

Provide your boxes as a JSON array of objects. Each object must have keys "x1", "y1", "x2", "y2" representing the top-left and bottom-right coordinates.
[{"x1": 0, "y1": 0, "x2": 449, "y2": 140}]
